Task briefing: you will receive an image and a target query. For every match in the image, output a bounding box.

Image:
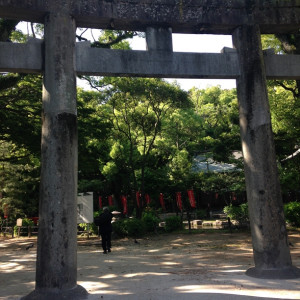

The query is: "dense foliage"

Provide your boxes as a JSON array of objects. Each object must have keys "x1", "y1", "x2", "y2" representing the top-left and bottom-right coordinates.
[
  {"x1": 284, "y1": 202, "x2": 300, "y2": 227},
  {"x1": 223, "y1": 203, "x2": 249, "y2": 225},
  {"x1": 165, "y1": 216, "x2": 183, "y2": 232},
  {"x1": 0, "y1": 21, "x2": 299, "y2": 226},
  {"x1": 113, "y1": 218, "x2": 146, "y2": 238}
]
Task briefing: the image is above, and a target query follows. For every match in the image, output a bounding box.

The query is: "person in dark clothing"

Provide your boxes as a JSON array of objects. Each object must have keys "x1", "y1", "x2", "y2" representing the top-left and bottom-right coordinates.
[{"x1": 96, "y1": 207, "x2": 113, "y2": 254}]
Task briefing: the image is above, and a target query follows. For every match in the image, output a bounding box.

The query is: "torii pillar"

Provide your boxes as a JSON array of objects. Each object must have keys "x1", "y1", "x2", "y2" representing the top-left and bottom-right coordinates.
[
  {"x1": 22, "y1": 4, "x2": 87, "y2": 300},
  {"x1": 233, "y1": 25, "x2": 300, "y2": 279}
]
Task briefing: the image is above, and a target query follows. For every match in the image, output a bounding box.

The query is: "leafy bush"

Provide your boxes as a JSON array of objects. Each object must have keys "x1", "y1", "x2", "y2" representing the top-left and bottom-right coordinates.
[
  {"x1": 223, "y1": 203, "x2": 249, "y2": 224},
  {"x1": 112, "y1": 219, "x2": 127, "y2": 237},
  {"x1": 165, "y1": 216, "x2": 182, "y2": 232},
  {"x1": 78, "y1": 222, "x2": 98, "y2": 235},
  {"x1": 284, "y1": 202, "x2": 300, "y2": 227},
  {"x1": 126, "y1": 218, "x2": 146, "y2": 237},
  {"x1": 142, "y1": 211, "x2": 160, "y2": 232},
  {"x1": 113, "y1": 218, "x2": 146, "y2": 238},
  {"x1": 22, "y1": 218, "x2": 34, "y2": 227},
  {"x1": 14, "y1": 218, "x2": 35, "y2": 236}
]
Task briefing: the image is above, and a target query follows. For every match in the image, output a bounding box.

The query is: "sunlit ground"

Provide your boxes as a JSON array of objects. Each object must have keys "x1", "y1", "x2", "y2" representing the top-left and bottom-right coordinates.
[{"x1": 1, "y1": 232, "x2": 300, "y2": 299}]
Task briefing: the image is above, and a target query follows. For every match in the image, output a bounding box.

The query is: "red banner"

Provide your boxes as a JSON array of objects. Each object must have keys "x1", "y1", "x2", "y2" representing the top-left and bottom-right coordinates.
[
  {"x1": 3, "y1": 204, "x2": 9, "y2": 217},
  {"x1": 98, "y1": 196, "x2": 102, "y2": 209},
  {"x1": 187, "y1": 190, "x2": 196, "y2": 208},
  {"x1": 121, "y1": 195, "x2": 128, "y2": 215},
  {"x1": 145, "y1": 193, "x2": 151, "y2": 205},
  {"x1": 159, "y1": 193, "x2": 165, "y2": 210},
  {"x1": 29, "y1": 217, "x2": 39, "y2": 225},
  {"x1": 215, "y1": 193, "x2": 219, "y2": 200},
  {"x1": 108, "y1": 195, "x2": 113, "y2": 206},
  {"x1": 176, "y1": 192, "x2": 182, "y2": 211},
  {"x1": 136, "y1": 191, "x2": 141, "y2": 208}
]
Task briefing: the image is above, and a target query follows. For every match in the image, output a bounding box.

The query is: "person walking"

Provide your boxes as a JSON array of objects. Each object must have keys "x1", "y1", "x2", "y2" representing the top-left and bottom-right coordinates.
[{"x1": 95, "y1": 207, "x2": 113, "y2": 254}]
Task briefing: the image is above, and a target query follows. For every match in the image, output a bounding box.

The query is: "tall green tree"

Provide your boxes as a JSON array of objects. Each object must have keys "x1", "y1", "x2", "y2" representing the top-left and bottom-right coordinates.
[
  {"x1": 97, "y1": 77, "x2": 189, "y2": 215},
  {"x1": 261, "y1": 34, "x2": 300, "y2": 197},
  {"x1": 189, "y1": 86, "x2": 240, "y2": 162}
]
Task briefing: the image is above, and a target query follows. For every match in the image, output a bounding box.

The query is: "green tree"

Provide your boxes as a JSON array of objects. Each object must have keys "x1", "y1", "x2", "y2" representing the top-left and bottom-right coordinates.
[
  {"x1": 261, "y1": 34, "x2": 300, "y2": 198},
  {"x1": 189, "y1": 86, "x2": 240, "y2": 162},
  {"x1": 95, "y1": 77, "x2": 189, "y2": 215}
]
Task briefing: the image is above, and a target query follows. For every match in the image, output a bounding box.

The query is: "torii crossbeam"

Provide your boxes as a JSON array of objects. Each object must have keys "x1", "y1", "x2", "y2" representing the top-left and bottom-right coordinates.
[{"x1": 1, "y1": 1, "x2": 300, "y2": 299}]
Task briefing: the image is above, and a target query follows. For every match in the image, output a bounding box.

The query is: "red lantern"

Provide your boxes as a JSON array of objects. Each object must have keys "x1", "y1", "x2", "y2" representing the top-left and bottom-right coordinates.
[
  {"x1": 232, "y1": 192, "x2": 237, "y2": 201},
  {"x1": 159, "y1": 193, "x2": 165, "y2": 210},
  {"x1": 136, "y1": 191, "x2": 140, "y2": 208},
  {"x1": 145, "y1": 194, "x2": 151, "y2": 205},
  {"x1": 121, "y1": 195, "x2": 128, "y2": 215},
  {"x1": 176, "y1": 192, "x2": 182, "y2": 211},
  {"x1": 187, "y1": 190, "x2": 196, "y2": 208}
]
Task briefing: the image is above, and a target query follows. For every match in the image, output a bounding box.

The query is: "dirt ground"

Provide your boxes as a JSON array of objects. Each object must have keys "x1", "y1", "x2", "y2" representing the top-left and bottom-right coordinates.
[{"x1": 0, "y1": 230, "x2": 300, "y2": 300}]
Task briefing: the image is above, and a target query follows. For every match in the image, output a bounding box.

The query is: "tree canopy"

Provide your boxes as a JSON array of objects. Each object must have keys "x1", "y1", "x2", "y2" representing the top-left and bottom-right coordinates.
[{"x1": 0, "y1": 21, "x2": 299, "y2": 221}]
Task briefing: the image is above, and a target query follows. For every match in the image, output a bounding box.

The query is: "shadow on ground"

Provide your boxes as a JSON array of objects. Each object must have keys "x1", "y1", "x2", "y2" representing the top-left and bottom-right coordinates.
[{"x1": 0, "y1": 231, "x2": 300, "y2": 300}]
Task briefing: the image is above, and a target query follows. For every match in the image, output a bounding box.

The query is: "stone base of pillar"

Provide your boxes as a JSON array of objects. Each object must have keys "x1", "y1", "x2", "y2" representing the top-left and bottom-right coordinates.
[
  {"x1": 21, "y1": 285, "x2": 88, "y2": 300},
  {"x1": 246, "y1": 266, "x2": 300, "y2": 279}
]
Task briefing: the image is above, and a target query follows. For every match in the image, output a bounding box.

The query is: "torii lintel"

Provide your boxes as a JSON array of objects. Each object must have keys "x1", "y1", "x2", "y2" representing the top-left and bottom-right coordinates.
[{"x1": 0, "y1": 0, "x2": 300, "y2": 34}]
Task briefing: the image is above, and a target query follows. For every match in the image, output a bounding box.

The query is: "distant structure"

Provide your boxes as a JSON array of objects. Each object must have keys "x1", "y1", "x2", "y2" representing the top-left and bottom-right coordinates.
[{"x1": 0, "y1": 1, "x2": 300, "y2": 299}]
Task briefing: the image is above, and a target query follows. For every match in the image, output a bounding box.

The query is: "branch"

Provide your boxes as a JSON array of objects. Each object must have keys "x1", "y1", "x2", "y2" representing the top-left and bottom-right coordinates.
[
  {"x1": 275, "y1": 80, "x2": 299, "y2": 98},
  {"x1": 91, "y1": 31, "x2": 137, "y2": 48},
  {"x1": 281, "y1": 148, "x2": 300, "y2": 162},
  {"x1": 79, "y1": 76, "x2": 105, "y2": 92},
  {"x1": 30, "y1": 23, "x2": 36, "y2": 38}
]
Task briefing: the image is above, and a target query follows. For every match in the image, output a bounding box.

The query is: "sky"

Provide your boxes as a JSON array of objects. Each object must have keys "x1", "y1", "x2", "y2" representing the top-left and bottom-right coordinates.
[
  {"x1": 129, "y1": 33, "x2": 236, "y2": 91},
  {"x1": 17, "y1": 22, "x2": 236, "y2": 91},
  {"x1": 77, "y1": 31, "x2": 236, "y2": 91}
]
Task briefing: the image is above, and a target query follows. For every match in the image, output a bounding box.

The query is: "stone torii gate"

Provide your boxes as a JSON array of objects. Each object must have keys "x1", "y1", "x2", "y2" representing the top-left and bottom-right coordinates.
[{"x1": 1, "y1": 0, "x2": 300, "y2": 299}]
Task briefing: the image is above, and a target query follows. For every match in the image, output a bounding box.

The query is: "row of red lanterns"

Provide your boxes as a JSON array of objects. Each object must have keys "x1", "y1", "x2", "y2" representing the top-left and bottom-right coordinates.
[{"x1": 98, "y1": 190, "x2": 196, "y2": 215}]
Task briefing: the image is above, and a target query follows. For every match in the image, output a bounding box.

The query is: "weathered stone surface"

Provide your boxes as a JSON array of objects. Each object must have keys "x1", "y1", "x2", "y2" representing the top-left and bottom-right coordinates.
[
  {"x1": 0, "y1": 39, "x2": 43, "y2": 73},
  {"x1": 233, "y1": 24, "x2": 300, "y2": 279},
  {"x1": 1, "y1": 41, "x2": 300, "y2": 80},
  {"x1": 0, "y1": 0, "x2": 300, "y2": 34},
  {"x1": 24, "y1": 7, "x2": 88, "y2": 299},
  {"x1": 76, "y1": 46, "x2": 240, "y2": 79},
  {"x1": 146, "y1": 27, "x2": 173, "y2": 52}
]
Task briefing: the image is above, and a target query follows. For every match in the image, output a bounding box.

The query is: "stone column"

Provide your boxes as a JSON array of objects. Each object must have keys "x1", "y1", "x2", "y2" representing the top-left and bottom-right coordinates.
[
  {"x1": 146, "y1": 27, "x2": 173, "y2": 52},
  {"x1": 233, "y1": 25, "x2": 300, "y2": 279},
  {"x1": 22, "y1": 9, "x2": 87, "y2": 300}
]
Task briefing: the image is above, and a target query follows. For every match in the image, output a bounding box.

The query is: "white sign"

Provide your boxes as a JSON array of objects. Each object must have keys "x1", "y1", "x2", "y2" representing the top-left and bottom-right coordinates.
[{"x1": 77, "y1": 192, "x2": 94, "y2": 224}]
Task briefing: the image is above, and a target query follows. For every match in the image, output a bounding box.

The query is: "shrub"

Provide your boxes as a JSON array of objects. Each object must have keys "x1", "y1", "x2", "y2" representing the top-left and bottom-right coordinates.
[
  {"x1": 284, "y1": 202, "x2": 300, "y2": 227},
  {"x1": 22, "y1": 218, "x2": 34, "y2": 227},
  {"x1": 165, "y1": 216, "x2": 182, "y2": 232},
  {"x1": 126, "y1": 218, "x2": 146, "y2": 238},
  {"x1": 78, "y1": 222, "x2": 98, "y2": 235},
  {"x1": 112, "y1": 218, "x2": 146, "y2": 238},
  {"x1": 13, "y1": 218, "x2": 34, "y2": 236},
  {"x1": 142, "y1": 212, "x2": 160, "y2": 232},
  {"x1": 223, "y1": 203, "x2": 249, "y2": 224},
  {"x1": 112, "y1": 219, "x2": 127, "y2": 237}
]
